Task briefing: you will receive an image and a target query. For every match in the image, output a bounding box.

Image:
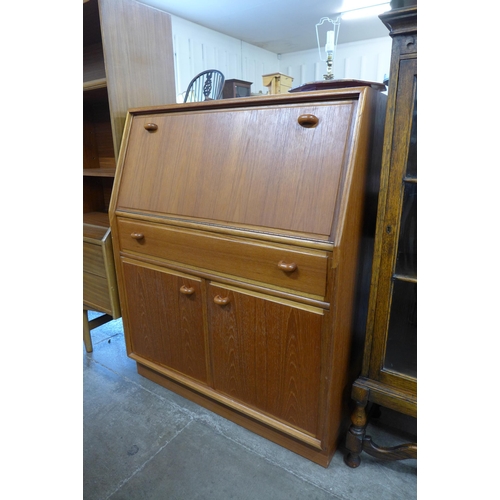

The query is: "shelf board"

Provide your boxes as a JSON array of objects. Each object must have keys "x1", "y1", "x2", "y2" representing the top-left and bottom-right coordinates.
[
  {"x1": 84, "y1": 168, "x2": 115, "y2": 178},
  {"x1": 83, "y1": 78, "x2": 107, "y2": 92},
  {"x1": 84, "y1": 212, "x2": 111, "y2": 240},
  {"x1": 393, "y1": 273, "x2": 417, "y2": 284},
  {"x1": 84, "y1": 211, "x2": 110, "y2": 226}
]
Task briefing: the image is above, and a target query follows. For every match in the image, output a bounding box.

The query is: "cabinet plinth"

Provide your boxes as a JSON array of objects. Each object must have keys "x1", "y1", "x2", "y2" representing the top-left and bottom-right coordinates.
[{"x1": 110, "y1": 87, "x2": 387, "y2": 466}]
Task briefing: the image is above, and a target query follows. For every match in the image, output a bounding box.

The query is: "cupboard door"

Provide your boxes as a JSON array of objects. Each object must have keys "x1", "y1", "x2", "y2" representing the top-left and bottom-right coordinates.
[
  {"x1": 208, "y1": 283, "x2": 323, "y2": 435},
  {"x1": 122, "y1": 261, "x2": 208, "y2": 384}
]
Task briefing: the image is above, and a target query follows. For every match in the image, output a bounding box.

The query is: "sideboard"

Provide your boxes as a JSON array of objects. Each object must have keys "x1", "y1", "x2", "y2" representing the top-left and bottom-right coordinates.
[{"x1": 109, "y1": 87, "x2": 386, "y2": 466}]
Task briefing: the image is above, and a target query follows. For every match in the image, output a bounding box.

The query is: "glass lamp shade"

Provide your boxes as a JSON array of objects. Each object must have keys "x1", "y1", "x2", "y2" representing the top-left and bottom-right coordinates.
[{"x1": 315, "y1": 17, "x2": 341, "y2": 80}]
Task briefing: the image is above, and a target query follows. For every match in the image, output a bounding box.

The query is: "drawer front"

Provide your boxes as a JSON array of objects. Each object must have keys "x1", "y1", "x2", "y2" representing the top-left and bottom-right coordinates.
[
  {"x1": 117, "y1": 218, "x2": 328, "y2": 298},
  {"x1": 83, "y1": 241, "x2": 106, "y2": 277},
  {"x1": 83, "y1": 272, "x2": 112, "y2": 312}
]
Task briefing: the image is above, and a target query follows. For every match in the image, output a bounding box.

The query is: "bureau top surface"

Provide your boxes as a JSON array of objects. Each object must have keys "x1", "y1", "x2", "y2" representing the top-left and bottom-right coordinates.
[{"x1": 114, "y1": 88, "x2": 374, "y2": 242}]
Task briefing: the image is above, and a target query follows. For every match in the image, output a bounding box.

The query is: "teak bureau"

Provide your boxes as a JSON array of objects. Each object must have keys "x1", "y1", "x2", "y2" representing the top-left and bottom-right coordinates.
[{"x1": 109, "y1": 87, "x2": 386, "y2": 466}]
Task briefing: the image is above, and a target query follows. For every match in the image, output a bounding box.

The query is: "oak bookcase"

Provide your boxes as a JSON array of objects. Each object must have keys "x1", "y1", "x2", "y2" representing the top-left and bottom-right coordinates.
[{"x1": 344, "y1": 5, "x2": 417, "y2": 467}]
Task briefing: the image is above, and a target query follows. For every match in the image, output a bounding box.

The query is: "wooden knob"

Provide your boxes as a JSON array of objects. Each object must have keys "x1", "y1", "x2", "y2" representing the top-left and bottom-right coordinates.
[
  {"x1": 180, "y1": 285, "x2": 195, "y2": 295},
  {"x1": 130, "y1": 232, "x2": 144, "y2": 240},
  {"x1": 297, "y1": 114, "x2": 319, "y2": 128},
  {"x1": 213, "y1": 295, "x2": 230, "y2": 305},
  {"x1": 144, "y1": 123, "x2": 158, "y2": 132},
  {"x1": 278, "y1": 260, "x2": 297, "y2": 272}
]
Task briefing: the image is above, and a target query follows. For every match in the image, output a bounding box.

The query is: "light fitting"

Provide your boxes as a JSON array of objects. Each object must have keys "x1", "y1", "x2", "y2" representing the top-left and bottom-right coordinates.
[{"x1": 316, "y1": 16, "x2": 341, "y2": 80}]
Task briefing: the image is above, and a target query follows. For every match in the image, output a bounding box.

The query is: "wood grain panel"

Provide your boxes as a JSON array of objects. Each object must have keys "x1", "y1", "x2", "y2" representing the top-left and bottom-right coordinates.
[
  {"x1": 117, "y1": 101, "x2": 355, "y2": 236},
  {"x1": 117, "y1": 218, "x2": 328, "y2": 298},
  {"x1": 84, "y1": 212, "x2": 109, "y2": 228},
  {"x1": 83, "y1": 98, "x2": 115, "y2": 171},
  {"x1": 83, "y1": 43, "x2": 106, "y2": 83},
  {"x1": 122, "y1": 261, "x2": 208, "y2": 384},
  {"x1": 83, "y1": 107, "x2": 101, "y2": 170},
  {"x1": 208, "y1": 283, "x2": 323, "y2": 435},
  {"x1": 99, "y1": 0, "x2": 177, "y2": 158},
  {"x1": 84, "y1": 177, "x2": 113, "y2": 213},
  {"x1": 83, "y1": 242, "x2": 106, "y2": 277},
  {"x1": 83, "y1": 272, "x2": 112, "y2": 312}
]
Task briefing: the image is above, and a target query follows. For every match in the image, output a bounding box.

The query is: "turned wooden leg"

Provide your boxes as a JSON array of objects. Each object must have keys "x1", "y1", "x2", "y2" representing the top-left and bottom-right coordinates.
[
  {"x1": 344, "y1": 386, "x2": 369, "y2": 468},
  {"x1": 344, "y1": 383, "x2": 417, "y2": 466},
  {"x1": 83, "y1": 310, "x2": 93, "y2": 353}
]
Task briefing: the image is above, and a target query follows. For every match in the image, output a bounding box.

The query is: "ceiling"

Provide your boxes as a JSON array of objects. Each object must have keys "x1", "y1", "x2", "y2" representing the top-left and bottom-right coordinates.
[{"x1": 139, "y1": 0, "x2": 392, "y2": 54}]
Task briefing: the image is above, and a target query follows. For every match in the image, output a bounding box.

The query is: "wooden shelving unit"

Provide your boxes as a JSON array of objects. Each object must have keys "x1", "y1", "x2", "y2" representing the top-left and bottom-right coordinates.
[{"x1": 83, "y1": 0, "x2": 177, "y2": 351}]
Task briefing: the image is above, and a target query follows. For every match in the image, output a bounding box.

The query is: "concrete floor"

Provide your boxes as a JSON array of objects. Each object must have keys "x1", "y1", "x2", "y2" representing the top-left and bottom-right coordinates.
[{"x1": 83, "y1": 312, "x2": 417, "y2": 500}]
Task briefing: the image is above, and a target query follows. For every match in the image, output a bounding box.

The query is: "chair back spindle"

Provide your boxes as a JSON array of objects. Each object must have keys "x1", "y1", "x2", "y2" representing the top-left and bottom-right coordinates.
[{"x1": 184, "y1": 70, "x2": 225, "y2": 103}]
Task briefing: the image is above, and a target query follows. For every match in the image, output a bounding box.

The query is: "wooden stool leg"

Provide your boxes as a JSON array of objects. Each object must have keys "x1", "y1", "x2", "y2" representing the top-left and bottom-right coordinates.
[{"x1": 83, "y1": 310, "x2": 93, "y2": 353}]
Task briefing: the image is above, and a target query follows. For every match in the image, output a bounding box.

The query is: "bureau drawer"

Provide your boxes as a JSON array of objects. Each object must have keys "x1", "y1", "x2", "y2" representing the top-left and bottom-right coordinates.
[
  {"x1": 83, "y1": 241, "x2": 106, "y2": 277},
  {"x1": 117, "y1": 218, "x2": 328, "y2": 298},
  {"x1": 83, "y1": 272, "x2": 112, "y2": 312}
]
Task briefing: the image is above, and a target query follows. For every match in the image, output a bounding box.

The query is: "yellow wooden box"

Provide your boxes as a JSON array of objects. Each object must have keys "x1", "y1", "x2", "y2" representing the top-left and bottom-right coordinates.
[{"x1": 262, "y1": 72, "x2": 294, "y2": 94}]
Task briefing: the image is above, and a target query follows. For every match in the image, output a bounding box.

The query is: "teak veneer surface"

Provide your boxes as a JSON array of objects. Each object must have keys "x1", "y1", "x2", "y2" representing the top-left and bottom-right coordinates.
[
  {"x1": 122, "y1": 262, "x2": 209, "y2": 384},
  {"x1": 116, "y1": 100, "x2": 356, "y2": 239},
  {"x1": 208, "y1": 282, "x2": 323, "y2": 436},
  {"x1": 110, "y1": 87, "x2": 387, "y2": 466},
  {"x1": 116, "y1": 218, "x2": 329, "y2": 298}
]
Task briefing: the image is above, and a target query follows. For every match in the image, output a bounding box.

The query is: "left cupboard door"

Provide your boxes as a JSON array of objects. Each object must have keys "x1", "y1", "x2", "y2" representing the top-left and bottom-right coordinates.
[{"x1": 121, "y1": 260, "x2": 209, "y2": 384}]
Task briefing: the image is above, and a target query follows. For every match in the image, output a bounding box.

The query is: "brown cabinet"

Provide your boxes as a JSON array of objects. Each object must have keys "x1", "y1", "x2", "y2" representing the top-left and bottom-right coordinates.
[
  {"x1": 83, "y1": 0, "x2": 176, "y2": 351},
  {"x1": 222, "y1": 79, "x2": 253, "y2": 98},
  {"x1": 110, "y1": 86, "x2": 386, "y2": 466},
  {"x1": 344, "y1": 5, "x2": 417, "y2": 467}
]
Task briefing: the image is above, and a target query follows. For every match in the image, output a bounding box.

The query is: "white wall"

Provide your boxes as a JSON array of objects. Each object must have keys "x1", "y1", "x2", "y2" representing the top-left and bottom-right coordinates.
[
  {"x1": 170, "y1": 15, "x2": 392, "y2": 99},
  {"x1": 171, "y1": 15, "x2": 279, "y2": 100}
]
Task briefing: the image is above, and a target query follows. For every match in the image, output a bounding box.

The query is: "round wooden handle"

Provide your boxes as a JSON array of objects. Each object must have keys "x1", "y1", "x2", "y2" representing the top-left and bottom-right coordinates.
[
  {"x1": 213, "y1": 295, "x2": 230, "y2": 305},
  {"x1": 297, "y1": 114, "x2": 319, "y2": 128},
  {"x1": 180, "y1": 285, "x2": 195, "y2": 295},
  {"x1": 278, "y1": 260, "x2": 297, "y2": 272},
  {"x1": 130, "y1": 232, "x2": 144, "y2": 240},
  {"x1": 144, "y1": 123, "x2": 158, "y2": 132}
]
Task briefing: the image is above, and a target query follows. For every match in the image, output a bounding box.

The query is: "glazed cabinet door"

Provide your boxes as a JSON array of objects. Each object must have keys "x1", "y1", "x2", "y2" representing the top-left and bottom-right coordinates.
[
  {"x1": 207, "y1": 283, "x2": 324, "y2": 436},
  {"x1": 370, "y1": 57, "x2": 417, "y2": 392},
  {"x1": 121, "y1": 260, "x2": 209, "y2": 384}
]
